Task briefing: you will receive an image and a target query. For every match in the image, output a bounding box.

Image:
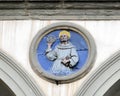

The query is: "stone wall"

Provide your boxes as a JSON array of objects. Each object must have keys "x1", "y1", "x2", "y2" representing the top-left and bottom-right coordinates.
[{"x1": 0, "y1": 0, "x2": 120, "y2": 20}]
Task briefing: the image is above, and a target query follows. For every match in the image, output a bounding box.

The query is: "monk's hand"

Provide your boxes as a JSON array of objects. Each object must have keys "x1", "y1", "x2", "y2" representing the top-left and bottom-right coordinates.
[
  {"x1": 47, "y1": 42, "x2": 53, "y2": 48},
  {"x1": 61, "y1": 58, "x2": 70, "y2": 67}
]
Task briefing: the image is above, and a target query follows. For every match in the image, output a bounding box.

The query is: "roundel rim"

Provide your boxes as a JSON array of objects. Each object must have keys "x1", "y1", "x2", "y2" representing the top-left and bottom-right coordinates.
[{"x1": 29, "y1": 22, "x2": 96, "y2": 84}]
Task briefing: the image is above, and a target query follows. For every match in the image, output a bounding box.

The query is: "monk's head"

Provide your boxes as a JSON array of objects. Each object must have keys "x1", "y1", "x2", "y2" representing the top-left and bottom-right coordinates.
[{"x1": 59, "y1": 30, "x2": 71, "y2": 42}]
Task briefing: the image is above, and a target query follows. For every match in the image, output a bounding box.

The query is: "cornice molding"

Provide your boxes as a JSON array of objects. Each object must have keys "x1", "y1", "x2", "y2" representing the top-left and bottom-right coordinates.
[{"x1": 0, "y1": 1, "x2": 120, "y2": 20}]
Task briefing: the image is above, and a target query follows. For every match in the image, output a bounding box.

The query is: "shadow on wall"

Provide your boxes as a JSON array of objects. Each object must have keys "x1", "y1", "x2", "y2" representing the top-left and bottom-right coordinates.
[
  {"x1": 104, "y1": 79, "x2": 120, "y2": 96},
  {"x1": 0, "y1": 79, "x2": 16, "y2": 96}
]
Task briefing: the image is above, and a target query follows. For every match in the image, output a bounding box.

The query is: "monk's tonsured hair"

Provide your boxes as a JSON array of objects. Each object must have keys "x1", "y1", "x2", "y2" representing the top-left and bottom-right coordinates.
[{"x1": 59, "y1": 30, "x2": 71, "y2": 39}]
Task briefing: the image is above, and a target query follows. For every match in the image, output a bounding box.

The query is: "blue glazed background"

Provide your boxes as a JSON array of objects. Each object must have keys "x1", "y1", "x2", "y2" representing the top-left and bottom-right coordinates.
[{"x1": 37, "y1": 29, "x2": 88, "y2": 75}]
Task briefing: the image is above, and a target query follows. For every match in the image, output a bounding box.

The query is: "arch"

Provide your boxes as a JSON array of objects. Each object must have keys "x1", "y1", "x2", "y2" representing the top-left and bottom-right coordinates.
[
  {"x1": 0, "y1": 79, "x2": 16, "y2": 96},
  {"x1": 104, "y1": 79, "x2": 120, "y2": 96},
  {"x1": 75, "y1": 50, "x2": 120, "y2": 96},
  {"x1": 0, "y1": 49, "x2": 44, "y2": 96}
]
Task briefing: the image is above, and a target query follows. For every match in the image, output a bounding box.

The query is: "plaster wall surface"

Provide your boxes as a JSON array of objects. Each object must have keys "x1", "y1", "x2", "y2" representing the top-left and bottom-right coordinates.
[{"x1": 0, "y1": 20, "x2": 120, "y2": 96}]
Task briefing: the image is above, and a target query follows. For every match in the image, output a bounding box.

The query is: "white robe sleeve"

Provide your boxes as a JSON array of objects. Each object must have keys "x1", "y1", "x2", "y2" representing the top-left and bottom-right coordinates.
[
  {"x1": 69, "y1": 47, "x2": 79, "y2": 66},
  {"x1": 46, "y1": 47, "x2": 57, "y2": 61}
]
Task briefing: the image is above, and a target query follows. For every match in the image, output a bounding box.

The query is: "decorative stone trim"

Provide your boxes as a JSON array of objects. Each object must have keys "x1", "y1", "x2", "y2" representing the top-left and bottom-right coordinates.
[
  {"x1": 29, "y1": 22, "x2": 96, "y2": 84},
  {"x1": 0, "y1": 49, "x2": 45, "y2": 96},
  {"x1": 75, "y1": 50, "x2": 120, "y2": 96},
  {"x1": 0, "y1": 1, "x2": 120, "y2": 20}
]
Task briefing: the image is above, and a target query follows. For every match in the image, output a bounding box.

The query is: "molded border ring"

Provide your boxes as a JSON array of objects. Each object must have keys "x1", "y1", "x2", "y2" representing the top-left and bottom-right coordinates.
[{"x1": 29, "y1": 22, "x2": 96, "y2": 84}]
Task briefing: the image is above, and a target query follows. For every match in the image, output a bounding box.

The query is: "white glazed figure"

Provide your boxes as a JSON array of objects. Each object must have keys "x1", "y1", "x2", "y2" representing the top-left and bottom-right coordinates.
[{"x1": 46, "y1": 30, "x2": 79, "y2": 76}]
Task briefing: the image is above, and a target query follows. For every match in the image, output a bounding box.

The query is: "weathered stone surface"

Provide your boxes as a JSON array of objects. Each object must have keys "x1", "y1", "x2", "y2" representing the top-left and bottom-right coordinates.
[
  {"x1": 0, "y1": 9, "x2": 120, "y2": 20},
  {"x1": 27, "y1": 2, "x2": 120, "y2": 9},
  {"x1": 28, "y1": 0, "x2": 120, "y2": 1},
  {"x1": 0, "y1": 0, "x2": 23, "y2": 1},
  {"x1": 0, "y1": 2, "x2": 120, "y2": 9},
  {"x1": 0, "y1": 0, "x2": 120, "y2": 19}
]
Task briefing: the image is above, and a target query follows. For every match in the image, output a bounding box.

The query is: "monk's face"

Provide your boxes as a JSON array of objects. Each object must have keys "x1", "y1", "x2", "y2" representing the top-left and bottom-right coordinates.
[{"x1": 60, "y1": 34, "x2": 69, "y2": 42}]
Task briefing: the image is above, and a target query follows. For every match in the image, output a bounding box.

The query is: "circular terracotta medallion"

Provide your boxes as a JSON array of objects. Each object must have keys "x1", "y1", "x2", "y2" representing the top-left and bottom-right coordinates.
[{"x1": 29, "y1": 22, "x2": 96, "y2": 84}]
